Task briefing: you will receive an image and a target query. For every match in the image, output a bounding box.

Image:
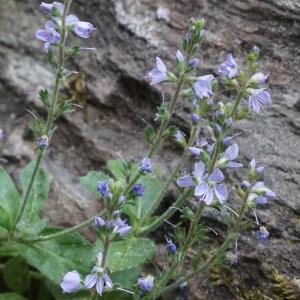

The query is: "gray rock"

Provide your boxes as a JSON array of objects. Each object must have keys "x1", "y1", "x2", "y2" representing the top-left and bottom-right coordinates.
[{"x1": 0, "y1": 0, "x2": 299, "y2": 298}]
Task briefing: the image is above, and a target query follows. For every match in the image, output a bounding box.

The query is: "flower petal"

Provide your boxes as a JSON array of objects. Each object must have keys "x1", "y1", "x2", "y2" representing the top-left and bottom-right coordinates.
[
  {"x1": 208, "y1": 168, "x2": 224, "y2": 183},
  {"x1": 194, "y1": 182, "x2": 209, "y2": 197},
  {"x1": 84, "y1": 274, "x2": 98, "y2": 289},
  {"x1": 96, "y1": 277, "x2": 104, "y2": 296},
  {"x1": 177, "y1": 175, "x2": 194, "y2": 188},
  {"x1": 156, "y1": 57, "x2": 167, "y2": 72},
  {"x1": 193, "y1": 161, "x2": 205, "y2": 179},
  {"x1": 204, "y1": 188, "x2": 214, "y2": 205},
  {"x1": 255, "y1": 196, "x2": 268, "y2": 204},
  {"x1": 227, "y1": 161, "x2": 243, "y2": 168},
  {"x1": 214, "y1": 184, "x2": 228, "y2": 202},
  {"x1": 224, "y1": 143, "x2": 239, "y2": 161}
]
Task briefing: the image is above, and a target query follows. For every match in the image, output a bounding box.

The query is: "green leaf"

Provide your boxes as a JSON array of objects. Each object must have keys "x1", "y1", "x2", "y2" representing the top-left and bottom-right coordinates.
[
  {"x1": 3, "y1": 257, "x2": 30, "y2": 293},
  {"x1": 138, "y1": 175, "x2": 164, "y2": 218},
  {"x1": 0, "y1": 293, "x2": 28, "y2": 300},
  {"x1": 80, "y1": 171, "x2": 108, "y2": 195},
  {"x1": 101, "y1": 292, "x2": 134, "y2": 300},
  {"x1": 110, "y1": 268, "x2": 139, "y2": 289},
  {"x1": 0, "y1": 167, "x2": 20, "y2": 230},
  {"x1": 107, "y1": 159, "x2": 126, "y2": 179},
  {"x1": 39, "y1": 89, "x2": 50, "y2": 107},
  {"x1": 18, "y1": 231, "x2": 95, "y2": 284},
  {"x1": 20, "y1": 161, "x2": 49, "y2": 223},
  {"x1": 105, "y1": 238, "x2": 155, "y2": 272}
]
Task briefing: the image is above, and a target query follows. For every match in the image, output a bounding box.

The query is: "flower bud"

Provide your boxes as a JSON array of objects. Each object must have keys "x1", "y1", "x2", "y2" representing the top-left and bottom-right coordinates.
[
  {"x1": 191, "y1": 113, "x2": 200, "y2": 124},
  {"x1": 36, "y1": 135, "x2": 49, "y2": 149}
]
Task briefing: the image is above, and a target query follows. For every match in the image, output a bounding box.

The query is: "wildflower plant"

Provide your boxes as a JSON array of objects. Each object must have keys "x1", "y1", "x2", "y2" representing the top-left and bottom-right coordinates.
[{"x1": 0, "y1": 1, "x2": 276, "y2": 299}]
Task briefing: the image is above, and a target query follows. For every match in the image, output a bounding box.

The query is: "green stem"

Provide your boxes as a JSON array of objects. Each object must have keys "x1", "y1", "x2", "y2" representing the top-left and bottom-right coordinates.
[
  {"x1": 147, "y1": 75, "x2": 185, "y2": 158},
  {"x1": 100, "y1": 235, "x2": 110, "y2": 268},
  {"x1": 25, "y1": 213, "x2": 102, "y2": 242},
  {"x1": 12, "y1": 150, "x2": 44, "y2": 231},
  {"x1": 140, "y1": 188, "x2": 193, "y2": 235},
  {"x1": 142, "y1": 124, "x2": 199, "y2": 223},
  {"x1": 158, "y1": 189, "x2": 250, "y2": 296},
  {"x1": 11, "y1": 1, "x2": 71, "y2": 234},
  {"x1": 148, "y1": 202, "x2": 205, "y2": 299}
]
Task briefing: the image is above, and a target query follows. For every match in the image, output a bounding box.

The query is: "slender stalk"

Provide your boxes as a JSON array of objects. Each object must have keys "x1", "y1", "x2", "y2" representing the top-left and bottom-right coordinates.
[
  {"x1": 140, "y1": 189, "x2": 194, "y2": 235},
  {"x1": 147, "y1": 202, "x2": 205, "y2": 299},
  {"x1": 12, "y1": 1, "x2": 71, "y2": 233},
  {"x1": 147, "y1": 75, "x2": 185, "y2": 158},
  {"x1": 230, "y1": 89, "x2": 245, "y2": 118},
  {"x1": 26, "y1": 216, "x2": 96, "y2": 242},
  {"x1": 158, "y1": 189, "x2": 251, "y2": 296},
  {"x1": 143, "y1": 124, "x2": 200, "y2": 222},
  {"x1": 100, "y1": 235, "x2": 110, "y2": 268}
]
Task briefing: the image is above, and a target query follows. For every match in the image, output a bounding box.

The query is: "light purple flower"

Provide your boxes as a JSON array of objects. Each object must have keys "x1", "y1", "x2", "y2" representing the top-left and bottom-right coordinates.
[
  {"x1": 191, "y1": 113, "x2": 200, "y2": 124},
  {"x1": 248, "y1": 89, "x2": 271, "y2": 113},
  {"x1": 40, "y1": 1, "x2": 64, "y2": 15},
  {"x1": 253, "y1": 45, "x2": 260, "y2": 54},
  {"x1": 223, "y1": 136, "x2": 233, "y2": 146},
  {"x1": 65, "y1": 14, "x2": 80, "y2": 26},
  {"x1": 35, "y1": 21, "x2": 61, "y2": 50},
  {"x1": 138, "y1": 275, "x2": 154, "y2": 292},
  {"x1": 95, "y1": 216, "x2": 106, "y2": 227},
  {"x1": 36, "y1": 135, "x2": 49, "y2": 148},
  {"x1": 188, "y1": 147, "x2": 202, "y2": 157},
  {"x1": 193, "y1": 74, "x2": 214, "y2": 99},
  {"x1": 249, "y1": 72, "x2": 268, "y2": 85},
  {"x1": 146, "y1": 57, "x2": 168, "y2": 85},
  {"x1": 85, "y1": 267, "x2": 113, "y2": 296},
  {"x1": 139, "y1": 157, "x2": 152, "y2": 173},
  {"x1": 256, "y1": 226, "x2": 269, "y2": 242},
  {"x1": 132, "y1": 183, "x2": 145, "y2": 197},
  {"x1": 218, "y1": 144, "x2": 243, "y2": 168},
  {"x1": 218, "y1": 53, "x2": 238, "y2": 78},
  {"x1": 250, "y1": 181, "x2": 276, "y2": 204},
  {"x1": 189, "y1": 58, "x2": 199, "y2": 68},
  {"x1": 249, "y1": 158, "x2": 264, "y2": 174},
  {"x1": 176, "y1": 50, "x2": 184, "y2": 62},
  {"x1": 61, "y1": 270, "x2": 81, "y2": 293},
  {"x1": 177, "y1": 161, "x2": 228, "y2": 205},
  {"x1": 97, "y1": 180, "x2": 111, "y2": 197},
  {"x1": 107, "y1": 216, "x2": 132, "y2": 237},
  {"x1": 195, "y1": 168, "x2": 228, "y2": 204},
  {"x1": 225, "y1": 117, "x2": 233, "y2": 127},
  {"x1": 173, "y1": 130, "x2": 186, "y2": 145},
  {"x1": 166, "y1": 239, "x2": 177, "y2": 254},
  {"x1": 74, "y1": 21, "x2": 95, "y2": 38}
]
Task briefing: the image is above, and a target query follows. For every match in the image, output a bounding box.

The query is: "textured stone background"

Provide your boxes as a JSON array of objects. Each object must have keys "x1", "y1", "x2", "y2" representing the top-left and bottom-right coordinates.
[{"x1": 0, "y1": 0, "x2": 300, "y2": 299}]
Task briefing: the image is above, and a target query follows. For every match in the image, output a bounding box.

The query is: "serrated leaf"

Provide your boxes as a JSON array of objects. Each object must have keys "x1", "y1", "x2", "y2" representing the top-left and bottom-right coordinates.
[
  {"x1": 0, "y1": 167, "x2": 20, "y2": 230},
  {"x1": 105, "y1": 238, "x2": 155, "y2": 272},
  {"x1": 20, "y1": 161, "x2": 49, "y2": 223},
  {"x1": 0, "y1": 293, "x2": 28, "y2": 300},
  {"x1": 3, "y1": 257, "x2": 30, "y2": 293},
  {"x1": 80, "y1": 171, "x2": 108, "y2": 195},
  {"x1": 110, "y1": 268, "x2": 139, "y2": 289},
  {"x1": 18, "y1": 231, "x2": 95, "y2": 284},
  {"x1": 39, "y1": 89, "x2": 50, "y2": 107},
  {"x1": 107, "y1": 159, "x2": 126, "y2": 179},
  {"x1": 101, "y1": 292, "x2": 134, "y2": 300}
]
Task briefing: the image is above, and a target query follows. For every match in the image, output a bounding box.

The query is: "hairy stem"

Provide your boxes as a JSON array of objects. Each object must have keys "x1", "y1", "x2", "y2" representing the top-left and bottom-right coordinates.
[
  {"x1": 143, "y1": 123, "x2": 200, "y2": 222},
  {"x1": 140, "y1": 188, "x2": 194, "y2": 235},
  {"x1": 12, "y1": 1, "x2": 71, "y2": 233},
  {"x1": 25, "y1": 211, "x2": 105, "y2": 242},
  {"x1": 159, "y1": 189, "x2": 251, "y2": 296}
]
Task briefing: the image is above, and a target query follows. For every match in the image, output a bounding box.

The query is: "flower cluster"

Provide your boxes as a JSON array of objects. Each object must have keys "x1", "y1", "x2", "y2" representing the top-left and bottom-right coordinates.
[
  {"x1": 36, "y1": 1, "x2": 95, "y2": 50},
  {"x1": 61, "y1": 253, "x2": 113, "y2": 296}
]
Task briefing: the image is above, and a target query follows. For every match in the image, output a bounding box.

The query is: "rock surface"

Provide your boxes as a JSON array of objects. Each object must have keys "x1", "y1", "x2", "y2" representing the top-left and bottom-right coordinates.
[{"x1": 0, "y1": 0, "x2": 300, "y2": 299}]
